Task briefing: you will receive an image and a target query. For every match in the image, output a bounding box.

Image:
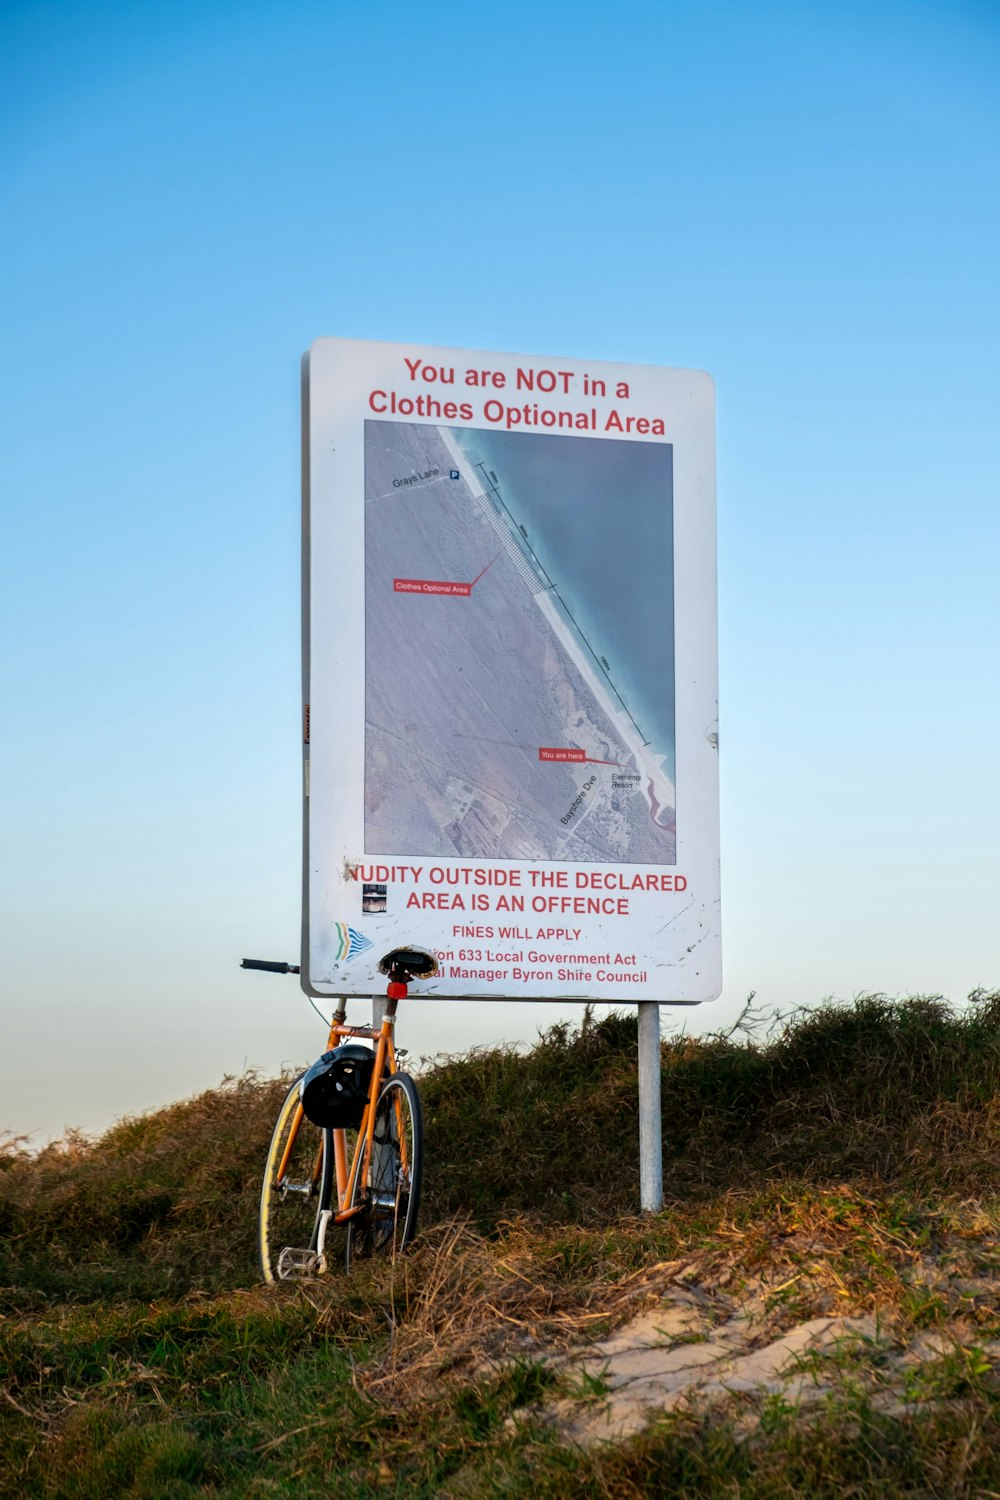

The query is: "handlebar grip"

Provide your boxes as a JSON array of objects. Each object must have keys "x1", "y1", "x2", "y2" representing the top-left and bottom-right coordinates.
[{"x1": 241, "y1": 959, "x2": 300, "y2": 974}]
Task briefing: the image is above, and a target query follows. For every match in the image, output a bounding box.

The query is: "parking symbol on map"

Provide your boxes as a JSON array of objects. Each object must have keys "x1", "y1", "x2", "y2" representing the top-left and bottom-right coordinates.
[{"x1": 449, "y1": 469, "x2": 460, "y2": 480}]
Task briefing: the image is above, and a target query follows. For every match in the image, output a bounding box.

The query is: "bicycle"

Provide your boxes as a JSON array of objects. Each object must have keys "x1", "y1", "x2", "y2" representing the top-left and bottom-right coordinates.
[{"x1": 243, "y1": 946, "x2": 438, "y2": 1282}]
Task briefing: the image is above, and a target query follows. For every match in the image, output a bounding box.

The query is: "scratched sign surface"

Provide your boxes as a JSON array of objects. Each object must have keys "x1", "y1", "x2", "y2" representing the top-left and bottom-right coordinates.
[{"x1": 303, "y1": 339, "x2": 720, "y2": 1001}]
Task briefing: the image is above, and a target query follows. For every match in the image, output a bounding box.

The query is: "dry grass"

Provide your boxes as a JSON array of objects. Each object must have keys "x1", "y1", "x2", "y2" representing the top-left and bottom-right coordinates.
[
  {"x1": 0, "y1": 1073, "x2": 289, "y2": 1307},
  {"x1": 421, "y1": 991, "x2": 1000, "y2": 1222},
  {"x1": 4, "y1": 992, "x2": 1000, "y2": 1496},
  {"x1": 315, "y1": 1187, "x2": 1000, "y2": 1409}
]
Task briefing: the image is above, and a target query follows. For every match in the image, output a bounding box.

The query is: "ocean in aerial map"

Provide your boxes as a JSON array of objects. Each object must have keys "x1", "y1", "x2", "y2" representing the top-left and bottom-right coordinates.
[{"x1": 451, "y1": 427, "x2": 675, "y2": 779}]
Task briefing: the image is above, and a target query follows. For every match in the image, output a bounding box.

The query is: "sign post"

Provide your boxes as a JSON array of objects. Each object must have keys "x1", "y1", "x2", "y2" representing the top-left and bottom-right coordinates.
[
  {"x1": 302, "y1": 338, "x2": 720, "y2": 1202},
  {"x1": 638, "y1": 1001, "x2": 664, "y2": 1211}
]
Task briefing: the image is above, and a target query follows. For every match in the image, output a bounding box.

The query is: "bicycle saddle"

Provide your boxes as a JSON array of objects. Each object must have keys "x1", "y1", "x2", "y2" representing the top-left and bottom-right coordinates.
[{"x1": 378, "y1": 947, "x2": 439, "y2": 980}]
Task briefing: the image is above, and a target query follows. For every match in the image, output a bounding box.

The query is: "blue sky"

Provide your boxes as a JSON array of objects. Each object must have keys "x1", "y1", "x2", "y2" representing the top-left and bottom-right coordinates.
[{"x1": 2, "y1": 0, "x2": 998, "y2": 1141}]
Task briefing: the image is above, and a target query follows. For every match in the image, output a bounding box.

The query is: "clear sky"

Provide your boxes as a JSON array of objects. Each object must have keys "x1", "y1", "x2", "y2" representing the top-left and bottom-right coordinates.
[{"x1": 2, "y1": 0, "x2": 998, "y2": 1143}]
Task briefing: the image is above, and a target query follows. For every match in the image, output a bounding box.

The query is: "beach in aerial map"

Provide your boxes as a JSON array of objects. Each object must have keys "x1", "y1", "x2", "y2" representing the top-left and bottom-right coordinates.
[{"x1": 364, "y1": 420, "x2": 676, "y2": 864}]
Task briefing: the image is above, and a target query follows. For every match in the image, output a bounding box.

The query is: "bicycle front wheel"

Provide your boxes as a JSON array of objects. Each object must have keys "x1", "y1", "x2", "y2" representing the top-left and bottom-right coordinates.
[
  {"x1": 345, "y1": 1071, "x2": 423, "y2": 1269},
  {"x1": 259, "y1": 1076, "x2": 334, "y2": 1283}
]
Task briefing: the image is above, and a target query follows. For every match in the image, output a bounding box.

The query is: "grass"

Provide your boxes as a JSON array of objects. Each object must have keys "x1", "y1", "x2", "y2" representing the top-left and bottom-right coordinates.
[{"x1": 2, "y1": 992, "x2": 1000, "y2": 1495}]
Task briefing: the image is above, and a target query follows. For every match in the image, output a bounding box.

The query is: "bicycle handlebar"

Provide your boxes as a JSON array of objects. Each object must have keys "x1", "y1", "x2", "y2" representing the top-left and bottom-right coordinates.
[{"x1": 241, "y1": 959, "x2": 300, "y2": 974}]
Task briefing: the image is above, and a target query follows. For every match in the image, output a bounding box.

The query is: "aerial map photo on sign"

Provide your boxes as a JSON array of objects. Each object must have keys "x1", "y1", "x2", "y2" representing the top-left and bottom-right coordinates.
[{"x1": 364, "y1": 421, "x2": 676, "y2": 866}]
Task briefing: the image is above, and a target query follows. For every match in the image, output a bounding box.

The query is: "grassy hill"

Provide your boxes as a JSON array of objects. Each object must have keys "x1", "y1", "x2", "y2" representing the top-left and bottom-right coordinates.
[{"x1": 3, "y1": 993, "x2": 1000, "y2": 1496}]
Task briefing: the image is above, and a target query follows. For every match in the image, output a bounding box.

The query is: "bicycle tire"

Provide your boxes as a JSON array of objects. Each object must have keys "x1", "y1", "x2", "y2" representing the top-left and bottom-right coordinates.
[
  {"x1": 345, "y1": 1071, "x2": 423, "y2": 1269},
  {"x1": 259, "y1": 1075, "x2": 334, "y2": 1283}
]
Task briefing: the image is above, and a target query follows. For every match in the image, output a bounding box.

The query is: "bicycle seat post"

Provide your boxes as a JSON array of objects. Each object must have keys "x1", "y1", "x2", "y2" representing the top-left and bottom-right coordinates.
[
  {"x1": 381, "y1": 959, "x2": 413, "y2": 1024},
  {"x1": 377, "y1": 947, "x2": 439, "y2": 1023}
]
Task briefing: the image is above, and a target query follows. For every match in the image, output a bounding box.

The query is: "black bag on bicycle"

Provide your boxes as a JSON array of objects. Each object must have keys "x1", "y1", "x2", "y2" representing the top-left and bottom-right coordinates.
[{"x1": 300, "y1": 1044, "x2": 374, "y2": 1129}]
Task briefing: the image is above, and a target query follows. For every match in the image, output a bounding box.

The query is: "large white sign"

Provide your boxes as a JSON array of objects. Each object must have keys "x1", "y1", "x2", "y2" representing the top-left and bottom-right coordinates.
[{"x1": 303, "y1": 339, "x2": 720, "y2": 1002}]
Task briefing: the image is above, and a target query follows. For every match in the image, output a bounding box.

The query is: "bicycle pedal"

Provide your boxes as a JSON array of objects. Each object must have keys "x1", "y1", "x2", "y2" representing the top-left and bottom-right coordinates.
[{"x1": 277, "y1": 1246, "x2": 322, "y2": 1279}]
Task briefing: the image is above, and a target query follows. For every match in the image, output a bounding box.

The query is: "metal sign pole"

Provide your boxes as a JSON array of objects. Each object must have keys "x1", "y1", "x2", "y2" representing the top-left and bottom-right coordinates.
[{"x1": 637, "y1": 1001, "x2": 663, "y2": 1212}]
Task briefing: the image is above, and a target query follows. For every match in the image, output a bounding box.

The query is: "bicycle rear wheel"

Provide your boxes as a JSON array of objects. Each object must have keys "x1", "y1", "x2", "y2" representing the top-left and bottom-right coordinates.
[
  {"x1": 259, "y1": 1076, "x2": 334, "y2": 1283},
  {"x1": 345, "y1": 1071, "x2": 423, "y2": 1269}
]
